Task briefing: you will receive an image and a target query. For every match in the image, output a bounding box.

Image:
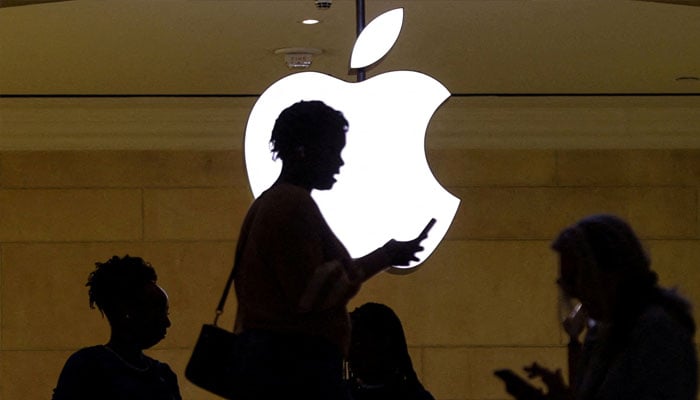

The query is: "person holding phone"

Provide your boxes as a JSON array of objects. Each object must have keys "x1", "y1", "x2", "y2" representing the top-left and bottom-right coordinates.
[
  {"x1": 495, "y1": 214, "x2": 697, "y2": 400},
  {"x1": 232, "y1": 100, "x2": 433, "y2": 400},
  {"x1": 552, "y1": 214, "x2": 697, "y2": 400}
]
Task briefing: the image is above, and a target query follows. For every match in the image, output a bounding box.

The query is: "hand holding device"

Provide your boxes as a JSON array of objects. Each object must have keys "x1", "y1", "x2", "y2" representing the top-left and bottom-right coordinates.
[
  {"x1": 417, "y1": 217, "x2": 437, "y2": 241},
  {"x1": 494, "y1": 369, "x2": 544, "y2": 399},
  {"x1": 383, "y1": 218, "x2": 436, "y2": 266}
]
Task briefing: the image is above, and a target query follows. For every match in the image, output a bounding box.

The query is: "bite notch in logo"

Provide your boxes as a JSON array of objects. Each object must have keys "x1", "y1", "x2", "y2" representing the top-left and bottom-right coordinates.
[{"x1": 245, "y1": 8, "x2": 460, "y2": 270}]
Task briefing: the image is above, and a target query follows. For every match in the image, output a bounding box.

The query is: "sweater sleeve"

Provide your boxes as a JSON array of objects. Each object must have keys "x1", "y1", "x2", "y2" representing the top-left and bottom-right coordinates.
[
  {"x1": 252, "y1": 187, "x2": 357, "y2": 314},
  {"x1": 252, "y1": 185, "x2": 395, "y2": 314},
  {"x1": 264, "y1": 187, "x2": 394, "y2": 313}
]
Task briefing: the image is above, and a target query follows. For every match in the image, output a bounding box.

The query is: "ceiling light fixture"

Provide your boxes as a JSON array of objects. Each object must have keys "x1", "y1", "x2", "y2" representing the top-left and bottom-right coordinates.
[
  {"x1": 315, "y1": 0, "x2": 332, "y2": 9},
  {"x1": 301, "y1": 19, "x2": 321, "y2": 25},
  {"x1": 274, "y1": 47, "x2": 323, "y2": 69}
]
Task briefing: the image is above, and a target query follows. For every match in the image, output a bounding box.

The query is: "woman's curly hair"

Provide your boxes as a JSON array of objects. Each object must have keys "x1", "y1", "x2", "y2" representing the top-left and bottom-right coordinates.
[
  {"x1": 86, "y1": 255, "x2": 157, "y2": 316},
  {"x1": 270, "y1": 100, "x2": 348, "y2": 161}
]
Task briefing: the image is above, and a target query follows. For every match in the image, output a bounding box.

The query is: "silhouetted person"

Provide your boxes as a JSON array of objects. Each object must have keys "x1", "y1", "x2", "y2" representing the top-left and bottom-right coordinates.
[
  {"x1": 52, "y1": 255, "x2": 181, "y2": 400},
  {"x1": 495, "y1": 214, "x2": 698, "y2": 400},
  {"x1": 347, "y1": 302, "x2": 435, "y2": 400},
  {"x1": 232, "y1": 100, "x2": 430, "y2": 400}
]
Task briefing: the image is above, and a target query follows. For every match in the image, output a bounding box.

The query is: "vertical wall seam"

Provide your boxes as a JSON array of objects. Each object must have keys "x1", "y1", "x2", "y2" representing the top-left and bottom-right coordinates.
[
  {"x1": 0, "y1": 243, "x2": 3, "y2": 350},
  {"x1": 696, "y1": 187, "x2": 699, "y2": 240},
  {"x1": 553, "y1": 149, "x2": 560, "y2": 187},
  {"x1": 141, "y1": 188, "x2": 146, "y2": 241}
]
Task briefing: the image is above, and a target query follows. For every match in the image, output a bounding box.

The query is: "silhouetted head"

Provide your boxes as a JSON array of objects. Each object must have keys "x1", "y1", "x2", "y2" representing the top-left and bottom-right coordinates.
[
  {"x1": 552, "y1": 214, "x2": 656, "y2": 321},
  {"x1": 87, "y1": 255, "x2": 171, "y2": 350},
  {"x1": 270, "y1": 100, "x2": 348, "y2": 190},
  {"x1": 348, "y1": 302, "x2": 417, "y2": 386}
]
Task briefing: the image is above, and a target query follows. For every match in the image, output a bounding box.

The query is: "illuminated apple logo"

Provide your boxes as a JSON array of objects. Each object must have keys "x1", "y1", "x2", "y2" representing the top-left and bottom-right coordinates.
[{"x1": 245, "y1": 8, "x2": 460, "y2": 270}]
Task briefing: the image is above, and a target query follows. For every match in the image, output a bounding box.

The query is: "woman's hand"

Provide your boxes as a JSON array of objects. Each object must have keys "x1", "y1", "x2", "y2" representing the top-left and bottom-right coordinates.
[
  {"x1": 382, "y1": 238, "x2": 424, "y2": 266},
  {"x1": 382, "y1": 218, "x2": 434, "y2": 267},
  {"x1": 523, "y1": 363, "x2": 571, "y2": 400}
]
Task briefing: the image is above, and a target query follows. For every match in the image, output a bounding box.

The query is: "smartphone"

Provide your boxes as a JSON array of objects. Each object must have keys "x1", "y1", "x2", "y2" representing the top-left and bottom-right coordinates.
[{"x1": 418, "y1": 218, "x2": 437, "y2": 239}]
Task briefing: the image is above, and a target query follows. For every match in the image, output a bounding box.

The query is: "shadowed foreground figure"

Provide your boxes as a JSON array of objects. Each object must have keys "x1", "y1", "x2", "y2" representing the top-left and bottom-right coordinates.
[
  {"x1": 52, "y1": 255, "x2": 181, "y2": 400},
  {"x1": 495, "y1": 214, "x2": 697, "y2": 400},
  {"x1": 232, "y1": 100, "x2": 431, "y2": 400},
  {"x1": 347, "y1": 302, "x2": 435, "y2": 400}
]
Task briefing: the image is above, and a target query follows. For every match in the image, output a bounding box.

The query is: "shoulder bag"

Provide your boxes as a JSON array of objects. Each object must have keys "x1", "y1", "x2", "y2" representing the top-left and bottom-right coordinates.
[{"x1": 185, "y1": 258, "x2": 240, "y2": 398}]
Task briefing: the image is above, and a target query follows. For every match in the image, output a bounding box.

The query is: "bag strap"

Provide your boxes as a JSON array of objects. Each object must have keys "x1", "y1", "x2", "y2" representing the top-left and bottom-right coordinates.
[
  {"x1": 213, "y1": 231, "x2": 246, "y2": 326},
  {"x1": 213, "y1": 258, "x2": 236, "y2": 326}
]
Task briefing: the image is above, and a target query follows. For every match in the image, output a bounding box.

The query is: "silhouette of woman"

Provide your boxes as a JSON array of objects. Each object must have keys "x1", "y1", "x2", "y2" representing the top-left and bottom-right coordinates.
[
  {"x1": 232, "y1": 100, "x2": 429, "y2": 400},
  {"x1": 347, "y1": 302, "x2": 435, "y2": 400},
  {"x1": 52, "y1": 255, "x2": 181, "y2": 400},
  {"x1": 496, "y1": 214, "x2": 697, "y2": 400},
  {"x1": 552, "y1": 214, "x2": 697, "y2": 400}
]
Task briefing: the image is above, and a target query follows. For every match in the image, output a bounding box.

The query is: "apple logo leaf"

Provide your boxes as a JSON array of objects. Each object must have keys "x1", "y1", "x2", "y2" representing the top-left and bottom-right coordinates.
[{"x1": 350, "y1": 8, "x2": 404, "y2": 69}]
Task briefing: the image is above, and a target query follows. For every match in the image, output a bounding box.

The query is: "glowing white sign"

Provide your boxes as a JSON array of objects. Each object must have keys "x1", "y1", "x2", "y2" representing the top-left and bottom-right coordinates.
[
  {"x1": 245, "y1": 8, "x2": 460, "y2": 270},
  {"x1": 350, "y1": 8, "x2": 403, "y2": 69}
]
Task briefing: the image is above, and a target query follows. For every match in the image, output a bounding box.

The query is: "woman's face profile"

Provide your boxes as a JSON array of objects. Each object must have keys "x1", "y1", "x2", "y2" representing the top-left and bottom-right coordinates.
[
  {"x1": 558, "y1": 250, "x2": 612, "y2": 321},
  {"x1": 557, "y1": 251, "x2": 579, "y2": 299},
  {"x1": 307, "y1": 130, "x2": 346, "y2": 191},
  {"x1": 128, "y1": 283, "x2": 171, "y2": 350}
]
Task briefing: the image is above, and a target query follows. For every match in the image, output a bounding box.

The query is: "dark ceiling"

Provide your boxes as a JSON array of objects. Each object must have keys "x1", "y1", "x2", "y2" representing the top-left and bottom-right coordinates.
[{"x1": 1, "y1": 0, "x2": 699, "y2": 96}]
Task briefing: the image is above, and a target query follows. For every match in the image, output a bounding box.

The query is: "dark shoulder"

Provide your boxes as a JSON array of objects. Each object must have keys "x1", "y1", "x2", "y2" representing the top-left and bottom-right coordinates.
[
  {"x1": 635, "y1": 304, "x2": 694, "y2": 343},
  {"x1": 53, "y1": 346, "x2": 110, "y2": 400},
  {"x1": 145, "y1": 355, "x2": 178, "y2": 381},
  {"x1": 639, "y1": 304, "x2": 681, "y2": 328},
  {"x1": 143, "y1": 353, "x2": 182, "y2": 398},
  {"x1": 259, "y1": 183, "x2": 313, "y2": 206},
  {"x1": 254, "y1": 183, "x2": 320, "y2": 220},
  {"x1": 63, "y1": 345, "x2": 111, "y2": 368}
]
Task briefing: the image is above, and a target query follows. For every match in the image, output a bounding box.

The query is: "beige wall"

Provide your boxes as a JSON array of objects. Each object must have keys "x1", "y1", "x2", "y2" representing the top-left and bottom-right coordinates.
[{"x1": 1, "y1": 98, "x2": 699, "y2": 399}]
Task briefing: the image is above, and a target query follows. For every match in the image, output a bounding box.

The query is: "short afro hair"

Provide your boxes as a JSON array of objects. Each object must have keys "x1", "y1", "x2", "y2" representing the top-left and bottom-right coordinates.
[
  {"x1": 270, "y1": 100, "x2": 348, "y2": 161},
  {"x1": 86, "y1": 255, "x2": 157, "y2": 316}
]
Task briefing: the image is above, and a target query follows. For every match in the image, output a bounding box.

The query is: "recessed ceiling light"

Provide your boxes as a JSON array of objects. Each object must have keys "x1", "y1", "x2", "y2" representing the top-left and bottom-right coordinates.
[{"x1": 301, "y1": 19, "x2": 320, "y2": 25}]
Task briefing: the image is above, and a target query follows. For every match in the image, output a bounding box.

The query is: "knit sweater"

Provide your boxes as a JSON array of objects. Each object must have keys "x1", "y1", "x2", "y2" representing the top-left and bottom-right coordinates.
[{"x1": 233, "y1": 183, "x2": 389, "y2": 354}]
